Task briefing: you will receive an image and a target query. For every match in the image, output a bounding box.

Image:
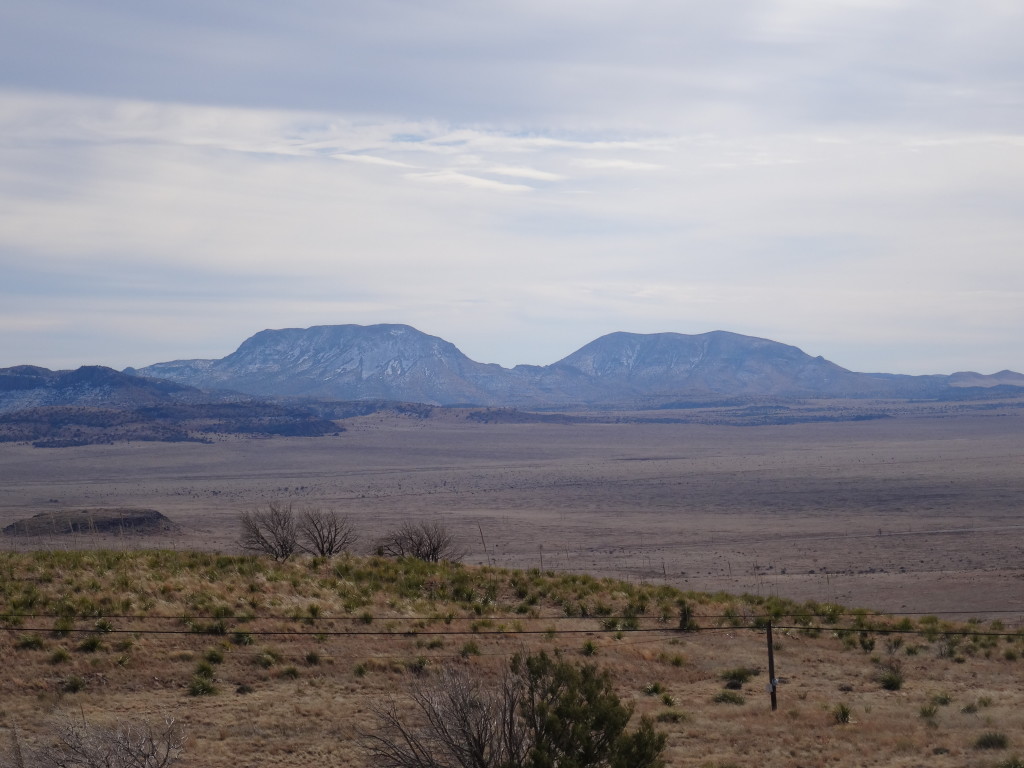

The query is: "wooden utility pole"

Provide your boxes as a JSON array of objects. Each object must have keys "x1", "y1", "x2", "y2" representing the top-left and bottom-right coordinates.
[{"x1": 766, "y1": 620, "x2": 778, "y2": 711}]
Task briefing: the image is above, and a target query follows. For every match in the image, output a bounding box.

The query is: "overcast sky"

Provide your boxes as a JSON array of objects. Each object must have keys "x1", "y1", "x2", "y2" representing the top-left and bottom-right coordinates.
[{"x1": 1, "y1": 1, "x2": 1022, "y2": 374}]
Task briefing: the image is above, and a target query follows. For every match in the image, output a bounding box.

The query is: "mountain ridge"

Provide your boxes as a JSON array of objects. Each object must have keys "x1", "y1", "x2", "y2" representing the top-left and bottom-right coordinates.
[{"x1": 124, "y1": 324, "x2": 1024, "y2": 407}]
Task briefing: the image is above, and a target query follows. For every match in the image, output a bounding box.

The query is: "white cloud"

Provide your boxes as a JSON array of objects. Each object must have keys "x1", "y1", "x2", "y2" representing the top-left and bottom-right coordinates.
[
  {"x1": 484, "y1": 165, "x2": 565, "y2": 181},
  {"x1": 573, "y1": 158, "x2": 666, "y2": 171},
  {"x1": 404, "y1": 170, "x2": 534, "y2": 193}
]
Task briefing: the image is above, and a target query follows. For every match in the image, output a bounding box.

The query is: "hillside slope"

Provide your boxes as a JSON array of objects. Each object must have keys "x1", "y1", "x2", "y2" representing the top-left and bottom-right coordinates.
[{"x1": 0, "y1": 550, "x2": 1020, "y2": 768}]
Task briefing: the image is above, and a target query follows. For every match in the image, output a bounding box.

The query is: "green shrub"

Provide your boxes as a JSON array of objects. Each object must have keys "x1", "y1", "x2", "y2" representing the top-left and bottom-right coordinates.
[
  {"x1": 62, "y1": 676, "x2": 86, "y2": 693},
  {"x1": 16, "y1": 634, "x2": 45, "y2": 650},
  {"x1": 975, "y1": 732, "x2": 1009, "y2": 750},
  {"x1": 877, "y1": 659, "x2": 904, "y2": 691},
  {"x1": 720, "y1": 666, "x2": 758, "y2": 687},
  {"x1": 713, "y1": 691, "x2": 745, "y2": 705},
  {"x1": 188, "y1": 676, "x2": 217, "y2": 696},
  {"x1": 832, "y1": 703, "x2": 852, "y2": 724},
  {"x1": 78, "y1": 635, "x2": 103, "y2": 653}
]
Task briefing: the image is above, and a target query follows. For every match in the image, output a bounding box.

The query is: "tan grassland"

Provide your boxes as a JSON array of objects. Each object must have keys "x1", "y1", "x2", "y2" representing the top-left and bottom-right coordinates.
[{"x1": 1, "y1": 401, "x2": 1023, "y2": 766}]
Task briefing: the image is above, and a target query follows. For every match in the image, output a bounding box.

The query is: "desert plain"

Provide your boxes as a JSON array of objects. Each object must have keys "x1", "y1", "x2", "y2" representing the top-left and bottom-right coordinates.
[
  {"x1": 2, "y1": 398, "x2": 1024, "y2": 767},
  {"x1": 2, "y1": 399, "x2": 1022, "y2": 619}
]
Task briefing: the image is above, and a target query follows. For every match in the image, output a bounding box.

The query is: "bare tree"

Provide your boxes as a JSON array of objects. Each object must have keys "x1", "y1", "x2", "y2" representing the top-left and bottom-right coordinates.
[
  {"x1": 363, "y1": 666, "x2": 528, "y2": 768},
  {"x1": 238, "y1": 501, "x2": 298, "y2": 561},
  {"x1": 3, "y1": 713, "x2": 185, "y2": 768},
  {"x1": 376, "y1": 520, "x2": 464, "y2": 563},
  {"x1": 297, "y1": 507, "x2": 357, "y2": 557}
]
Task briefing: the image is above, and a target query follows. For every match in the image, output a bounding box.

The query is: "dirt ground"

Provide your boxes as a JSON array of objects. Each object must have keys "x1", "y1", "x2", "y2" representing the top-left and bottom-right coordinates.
[{"x1": 1, "y1": 407, "x2": 1022, "y2": 621}]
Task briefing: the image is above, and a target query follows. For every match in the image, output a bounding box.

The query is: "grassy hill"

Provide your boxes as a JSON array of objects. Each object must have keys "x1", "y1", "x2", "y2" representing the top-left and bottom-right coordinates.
[{"x1": 1, "y1": 550, "x2": 1022, "y2": 767}]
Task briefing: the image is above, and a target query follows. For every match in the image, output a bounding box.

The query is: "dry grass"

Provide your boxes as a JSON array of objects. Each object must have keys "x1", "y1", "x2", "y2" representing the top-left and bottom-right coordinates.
[{"x1": 1, "y1": 550, "x2": 1023, "y2": 767}]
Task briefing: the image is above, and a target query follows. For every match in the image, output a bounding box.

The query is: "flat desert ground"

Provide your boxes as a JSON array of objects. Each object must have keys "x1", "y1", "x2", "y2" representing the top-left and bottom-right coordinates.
[{"x1": 1, "y1": 405, "x2": 1022, "y2": 621}]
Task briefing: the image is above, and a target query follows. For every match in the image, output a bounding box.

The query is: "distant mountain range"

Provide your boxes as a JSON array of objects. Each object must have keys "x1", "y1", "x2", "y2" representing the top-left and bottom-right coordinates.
[
  {"x1": 0, "y1": 364, "x2": 198, "y2": 412},
  {"x1": 116, "y1": 324, "x2": 1024, "y2": 408}
]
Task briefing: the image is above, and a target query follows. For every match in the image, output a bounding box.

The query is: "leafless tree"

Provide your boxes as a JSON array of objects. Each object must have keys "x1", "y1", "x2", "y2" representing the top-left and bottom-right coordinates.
[
  {"x1": 3, "y1": 713, "x2": 185, "y2": 768},
  {"x1": 363, "y1": 665, "x2": 528, "y2": 768},
  {"x1": 376, "y1": 520, "x2": 464, "y2": 563},
  {"x1": 297, "y1": 507, "x2": 357, "y2": 557},
  {"x1": 238, "y1": 501, "x2": 298, "y2": 561}
]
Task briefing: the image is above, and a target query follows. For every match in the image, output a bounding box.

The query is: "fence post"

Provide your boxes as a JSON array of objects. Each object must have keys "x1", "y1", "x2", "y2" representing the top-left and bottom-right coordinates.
[{"x1": 766, "y1": 620, "x2": 778, "y2": 711}]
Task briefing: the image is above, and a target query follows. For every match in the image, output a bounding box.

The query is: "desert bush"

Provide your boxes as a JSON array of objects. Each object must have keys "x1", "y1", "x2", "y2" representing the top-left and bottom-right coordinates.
[
  {"x1": 16, "y1": 634, "x2": 45, "y2": 650},
  {"x1": 188, "y1": 675, "x2": 216, "y2": 696},
  {"x1": 61, "y1": 676, "x2": 86, "y2": 693},
  {"x1": 78, "y1": 635, "x2": 103, "y2": 653},
  {"x1": 975, "y1": 732, "x2": 1009, "y2": 750},
  {"x1": 238, "y1": 501, "x2": 299, "y2": 561},
  {"x1": 376, "y1": 520, "x2": 464, "y2": 563},
  {"x1": 877, "y1": 659, "x2": 904, "y2": 690},
  {"x1": 720, "y1": 666, "x2": 759, "y2": 688},
  {"x1": 363, "y1": 652, "x2": 666, "y2": 768},
  {"x1": 2, "y1": 712, "x2": 186, "y2": 768},
  {"x1": 713, "y1": 691, "x2": 745, "y2": 705},
  {"x1": 832, "y1": 703, "x2": 852, "y2": 724},
  {"x1": 677, "y1": 598, "x2": 698, "y2": 631}
]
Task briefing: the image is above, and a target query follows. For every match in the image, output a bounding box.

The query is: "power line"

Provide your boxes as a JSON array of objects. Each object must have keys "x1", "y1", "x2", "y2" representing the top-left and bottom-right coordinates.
[{"x1": 2, "y1": 622, "x2": 1021, "y2": 640}]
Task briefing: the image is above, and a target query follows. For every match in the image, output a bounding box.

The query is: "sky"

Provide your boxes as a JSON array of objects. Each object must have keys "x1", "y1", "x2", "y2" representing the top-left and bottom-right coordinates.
[{"x1": 1, "y1": 1, "x2": 1022, "y2": 375}]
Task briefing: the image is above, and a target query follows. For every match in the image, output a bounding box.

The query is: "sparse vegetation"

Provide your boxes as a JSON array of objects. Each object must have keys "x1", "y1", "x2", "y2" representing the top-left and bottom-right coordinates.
[{"x1": 0, "y1": 548, "x2": 1021, "y2": 768}]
